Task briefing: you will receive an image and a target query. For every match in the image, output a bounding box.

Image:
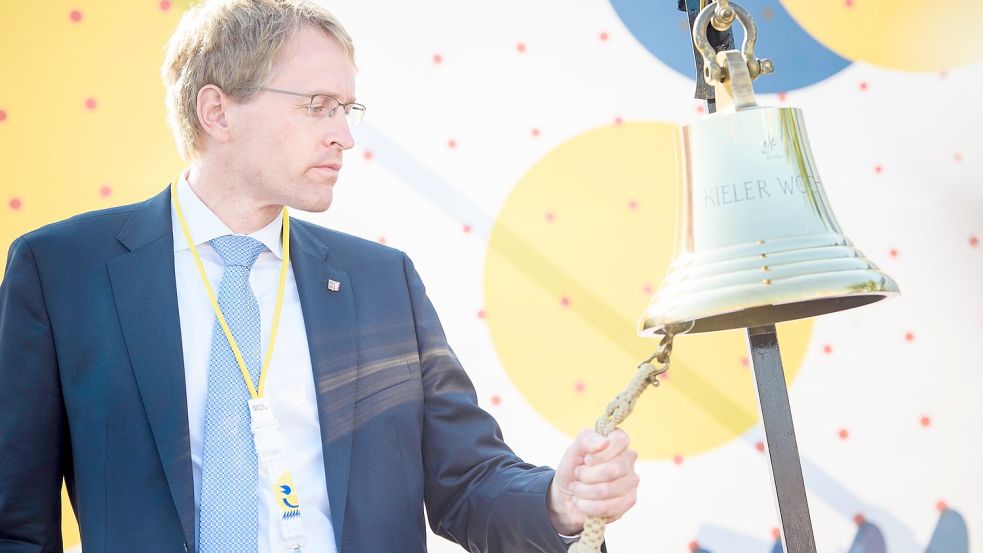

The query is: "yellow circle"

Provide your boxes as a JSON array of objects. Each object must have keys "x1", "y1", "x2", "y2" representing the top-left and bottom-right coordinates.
[
  {"x1": 484, "y1": 121, "x2": 813, "y2": 460},
  {"x1": 0, "y1": 1, "x2": 185, "y2": 265},
  {"x1": 781, "y1": 0, "x2": 983, "y2": 71}
]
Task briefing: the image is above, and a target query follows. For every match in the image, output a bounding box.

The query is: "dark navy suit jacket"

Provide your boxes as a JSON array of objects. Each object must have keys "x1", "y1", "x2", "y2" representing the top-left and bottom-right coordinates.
[{"x1": 0, "y1": 187, "x2": 569, "y2": 553}]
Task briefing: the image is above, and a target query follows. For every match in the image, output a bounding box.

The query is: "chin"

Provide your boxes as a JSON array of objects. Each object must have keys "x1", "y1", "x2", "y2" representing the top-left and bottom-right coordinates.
[{"x1": 297, "y1": 191, "x2": 333, "y2": 213}]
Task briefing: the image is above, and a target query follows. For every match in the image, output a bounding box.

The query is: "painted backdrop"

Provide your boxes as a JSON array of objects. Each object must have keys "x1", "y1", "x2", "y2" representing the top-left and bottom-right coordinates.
[{"x1": 1, "y1": 1, "x2": 981, "y2": 551}]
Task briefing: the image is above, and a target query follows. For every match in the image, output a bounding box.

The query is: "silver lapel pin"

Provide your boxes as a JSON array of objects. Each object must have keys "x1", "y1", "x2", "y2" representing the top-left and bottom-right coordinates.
[{"x1": 327, "y1": 279, "x2": 341, "y2": 292}]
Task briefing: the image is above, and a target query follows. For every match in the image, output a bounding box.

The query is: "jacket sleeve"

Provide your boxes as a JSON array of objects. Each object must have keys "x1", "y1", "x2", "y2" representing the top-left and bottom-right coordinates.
[
  {"x1": 0, "y1": 237, "x2": 69, "y2": 552},
  {"x1": 401, "y1": 252, "x2": 569, "y2": 553}
]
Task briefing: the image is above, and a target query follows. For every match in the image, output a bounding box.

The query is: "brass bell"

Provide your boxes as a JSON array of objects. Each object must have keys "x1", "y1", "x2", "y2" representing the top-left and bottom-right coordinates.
[{"x1": 638, "y1": 1, "x2": 899, "y2": 336}]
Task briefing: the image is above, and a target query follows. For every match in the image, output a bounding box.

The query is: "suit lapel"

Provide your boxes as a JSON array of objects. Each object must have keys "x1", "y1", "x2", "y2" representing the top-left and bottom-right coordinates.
[
  {"x1": 289, "y1": 221, "x2": 357, "y2": 551},
  {"x1": 106, "y1": 187, "x2": 196, "y2": 549}
]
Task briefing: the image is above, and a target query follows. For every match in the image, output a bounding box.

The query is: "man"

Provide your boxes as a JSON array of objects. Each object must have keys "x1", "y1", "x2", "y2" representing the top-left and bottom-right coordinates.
[{"x1": 0, "y1": 1, "x2": 639, "y2": 551}]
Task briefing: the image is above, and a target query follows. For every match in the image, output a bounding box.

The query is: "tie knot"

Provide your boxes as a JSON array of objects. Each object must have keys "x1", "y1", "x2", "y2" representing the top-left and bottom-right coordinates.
[{"x1": 210, "y1": 235, "x2": 266, "y2": 269}]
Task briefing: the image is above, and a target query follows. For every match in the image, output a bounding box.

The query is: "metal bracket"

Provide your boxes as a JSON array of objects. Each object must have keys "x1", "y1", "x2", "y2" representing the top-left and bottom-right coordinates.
[{"x1": 678, "y1": 0, "x2": 736, "y2": 107}]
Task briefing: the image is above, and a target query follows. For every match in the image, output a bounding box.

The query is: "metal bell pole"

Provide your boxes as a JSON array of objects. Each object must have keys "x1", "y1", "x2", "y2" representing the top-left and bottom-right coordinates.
[{"x1": 676, "y1": 2, "x2": 818, "y2": 552}]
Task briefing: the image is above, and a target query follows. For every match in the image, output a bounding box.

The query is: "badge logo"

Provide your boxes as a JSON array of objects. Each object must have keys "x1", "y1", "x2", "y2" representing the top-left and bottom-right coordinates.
[{"x1": 275, "y1": 472, "x2": 302, "y2": 519}]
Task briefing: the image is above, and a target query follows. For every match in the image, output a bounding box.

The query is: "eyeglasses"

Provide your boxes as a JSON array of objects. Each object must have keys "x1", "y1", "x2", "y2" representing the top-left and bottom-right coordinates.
[{"x1": 244, "y1": 87, "x2": 366, "y2": 128}]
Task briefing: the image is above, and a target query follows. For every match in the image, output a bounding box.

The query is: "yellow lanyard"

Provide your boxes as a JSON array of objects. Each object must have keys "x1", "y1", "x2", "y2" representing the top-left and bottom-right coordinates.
[{"x1": 170, "y1": 179, "x2": 290, "y2": 400}]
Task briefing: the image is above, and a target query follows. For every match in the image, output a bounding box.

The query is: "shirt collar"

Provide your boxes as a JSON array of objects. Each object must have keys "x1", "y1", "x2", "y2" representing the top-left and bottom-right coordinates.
[{"x1": 170, "y1": 169, "x2": 284, "y2": 260}]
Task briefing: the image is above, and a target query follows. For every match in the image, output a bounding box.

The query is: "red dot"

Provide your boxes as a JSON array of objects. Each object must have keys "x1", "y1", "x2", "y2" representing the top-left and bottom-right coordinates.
[
  {"x1": 904, "y1": 331, "x2": 915, "y2": 342},
  {"x1": 689, "y1": 540, "x2": 699, "y2": 552},
  {"x1": 642, "y1": 283, "x2": 653, "y2": 295},
  {"x1": 574, "y1": 381, "x2": 585, "y2": 393},
  {"x1": 100, "y1": 185, "x2": 112, "y2": 197},
  {"x1": 859, "y1": 81, "x2": 869, "y2": 91},
  {"x1": 755, "y1": 441, "x2": 765, "y2": 452},
  {"x1": 628, "y1": 199, "x2": 638, "y2": 210},
  {"x1": 377, "y1": 236, "x2": 387, "y2": 245},
  {"x1": 823, "y1": 344, "x2": 833, "y2": 354},
  {"x1": 673, "y1": 455, "x2": 684, "y2": 465},
  {"x1": 771, "y1": 527, "x2": 780, "y2": 539},
  {"x1": 740, "y1": 356, "x2": 749, "y2": 367},
  {"x1": 889, "y1": 248, "x2": 898, "y2": 258},
  {"x1": 432, "y1": 53, "x2": 443, "y2": 64},
  {"x1": 363, "y1": 150, "x2": 373, "y2": 161},
  {"x1": 447, "y1": 139, "x2": 457, "y2": 149},
  {"x1": 658, "y1": 370, "x2": 669, "y2": 381},
  {"x1": 545, "y1": 212, "x2": 555, "y2": 223},
  {"x1": 761, "y1": 7, "x2": 776, "y2": 21},
  {"x1": 159, "y1": 0, "x2": 171, "y2": 10},
  {"x1": 936, "y1": 500, "x2": 948, "y2": 512},
  {"x1": 599, "y1": 31, "x2": 609, "y2": 41},
  {"x1": 9, "y1": 198, "x2": 22, "y2": 210},
  {"x1": 954, "y1": 152, "x2": 962, "y2": 162},
  {"x1": 560, "y1": 296, "x2": 570, "y2": 307},
  {"x1": 853, "y1": 513, "x2": 865, "y2": 525},
  {"x1": 69, "y1": 9, "x2": 83, "y2": 22},
  {"x1": 970, "y1": 235, "x2": 979, "y2": 247},
  {"x1": 777, "y1": 91, "x2": 787, "y2": 102},
  {"x1": 874, "y1": 164, "x2": 883, "y2": 174},
  {"x1": 462, "y1": 224, "x2": 471, "y2": 234},
  {"x1": 531, "y1": 128, "x2": 540, "y2": 137},
  {"x1": 920, "y1": 415, "x2": 931, "y2": 427},
  {"x1": 613, "y1": 116, "x2": 623, "y2": 126},
  {"x1": 85, "y1": 97, "x2": 98, "y2": 110},
  {"x1": 477, "y1": 309, "x2": 486, "y2": 320},
  {"x1": 491, "y1": 395, "x2": 502, "y2": 406},
  {"x1": 0, "y1": 109, "x2": 7, "y2": 122},
  {"x1": 516, "y1": 42, "x2": 526, "y2": 53},
  {"x1": 838, "y1": 428, "x2": 849, "y2": 440},
  {"x1": 844, "y1": 0, "x2": 854, "y2": 7},
  {"x1": 696, "y1": 104, "x2": 706, "y2": 114}
]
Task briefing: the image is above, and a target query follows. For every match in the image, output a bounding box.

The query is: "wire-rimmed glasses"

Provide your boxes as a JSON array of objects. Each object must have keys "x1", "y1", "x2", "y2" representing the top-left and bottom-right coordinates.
[{"x1": 244, "y1": 87, "x2": 366, "y2": 128}]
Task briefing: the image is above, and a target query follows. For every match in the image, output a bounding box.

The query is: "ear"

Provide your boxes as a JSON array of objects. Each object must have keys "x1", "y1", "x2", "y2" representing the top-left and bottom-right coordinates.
[{"x1": 196, "y1": 84, "x2": 232, "y2": 145}]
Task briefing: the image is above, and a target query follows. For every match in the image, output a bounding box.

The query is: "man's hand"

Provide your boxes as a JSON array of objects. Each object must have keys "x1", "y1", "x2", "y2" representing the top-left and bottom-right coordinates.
[{"x1": 547, "y1": 428, "x2": 640, "y2": 536}]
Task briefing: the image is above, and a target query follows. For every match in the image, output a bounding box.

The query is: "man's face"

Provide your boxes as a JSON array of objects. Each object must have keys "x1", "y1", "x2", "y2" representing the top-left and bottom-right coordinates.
[{"x1": 225, "y1": 24, "x2": 356, "y2": 213}]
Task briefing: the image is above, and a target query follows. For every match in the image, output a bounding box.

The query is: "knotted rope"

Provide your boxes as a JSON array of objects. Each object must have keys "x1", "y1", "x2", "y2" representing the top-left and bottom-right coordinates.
[{"x1": 567, "y1": 334, "x2": 674, "y2": 553}]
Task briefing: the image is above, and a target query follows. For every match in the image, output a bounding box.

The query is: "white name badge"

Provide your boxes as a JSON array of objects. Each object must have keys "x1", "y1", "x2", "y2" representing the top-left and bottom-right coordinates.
[{"x1": 248, "y1": 397, "x2": 308, "y2": 550}]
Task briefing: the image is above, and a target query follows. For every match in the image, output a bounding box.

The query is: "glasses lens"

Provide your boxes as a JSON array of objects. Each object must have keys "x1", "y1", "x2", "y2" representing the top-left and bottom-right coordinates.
[
  {"x1": 309, "y1": 95, "x2": 340, "y2": 117},
  {"x1": 346, "y1": 105, "x2": 365, "y2": 128}
]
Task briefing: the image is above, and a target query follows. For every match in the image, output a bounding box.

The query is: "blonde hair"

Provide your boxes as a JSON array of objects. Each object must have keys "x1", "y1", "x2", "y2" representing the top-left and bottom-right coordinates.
[{"x1": 162, "y1": 0, "x2": 354, "y2": 160}]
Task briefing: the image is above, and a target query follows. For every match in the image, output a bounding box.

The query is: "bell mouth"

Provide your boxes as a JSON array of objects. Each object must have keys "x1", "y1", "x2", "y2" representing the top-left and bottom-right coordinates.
[{"x1": 640, "y1": 292, "x2": 887, "y2": 336}]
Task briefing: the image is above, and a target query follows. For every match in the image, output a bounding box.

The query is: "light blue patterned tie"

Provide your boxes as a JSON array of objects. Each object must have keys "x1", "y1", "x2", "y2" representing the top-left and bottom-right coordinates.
[{"x1": 198, "y1": 235, "x2": 267, "y2": 553}]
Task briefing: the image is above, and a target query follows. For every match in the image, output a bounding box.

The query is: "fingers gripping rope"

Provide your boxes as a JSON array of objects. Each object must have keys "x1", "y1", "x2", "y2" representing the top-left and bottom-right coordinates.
[{"x1": 567, "y1": 334, "x2": 674, "y2": 553}]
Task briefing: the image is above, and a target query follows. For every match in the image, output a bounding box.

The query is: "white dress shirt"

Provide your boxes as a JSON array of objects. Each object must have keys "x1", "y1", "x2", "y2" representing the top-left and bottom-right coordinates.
[{"x1": 171, "y1": 171, "x2": 338, "y2": 553}]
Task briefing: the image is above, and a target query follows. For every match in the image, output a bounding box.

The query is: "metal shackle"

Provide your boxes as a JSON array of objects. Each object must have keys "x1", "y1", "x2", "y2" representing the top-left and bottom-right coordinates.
[{"x1": 692, "y1": 0, "x2": 774, "y2": 86}]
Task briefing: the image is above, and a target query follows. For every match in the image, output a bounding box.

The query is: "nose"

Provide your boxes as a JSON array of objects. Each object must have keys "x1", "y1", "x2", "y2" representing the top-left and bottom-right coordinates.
[{"x1": 322, "y1": 114, "x2": 355, "y2": 150}]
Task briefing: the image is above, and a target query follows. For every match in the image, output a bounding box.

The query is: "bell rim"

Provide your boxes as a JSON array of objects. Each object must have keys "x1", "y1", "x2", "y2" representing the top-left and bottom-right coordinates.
[{"x1": 638, "y1": 269, "x2": 900, "y2": 336}]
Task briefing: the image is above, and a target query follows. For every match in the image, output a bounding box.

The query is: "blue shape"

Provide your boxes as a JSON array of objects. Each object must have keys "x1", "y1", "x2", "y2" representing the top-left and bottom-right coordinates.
[
  {"x1": 609, "y1": 0, "x2": 851, "y2": 92},
  {"x1": 279, "y1": 484, "x2": 300, "y2": 508},
  {"x1": 847, "y1": 521, "x2": 887, "y2": 553},
  {"x1": 926, "y1": 509, "x2": 969, "y2": 553}
]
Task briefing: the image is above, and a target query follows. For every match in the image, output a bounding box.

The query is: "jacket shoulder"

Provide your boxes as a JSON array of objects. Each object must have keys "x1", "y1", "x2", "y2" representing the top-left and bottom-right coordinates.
[
  {"x1": 17, "y1": 198, "x2": 150, "y2": 250},
  {"x1": 292, "y1": 218, "x2": 407, "y2": 266}
]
